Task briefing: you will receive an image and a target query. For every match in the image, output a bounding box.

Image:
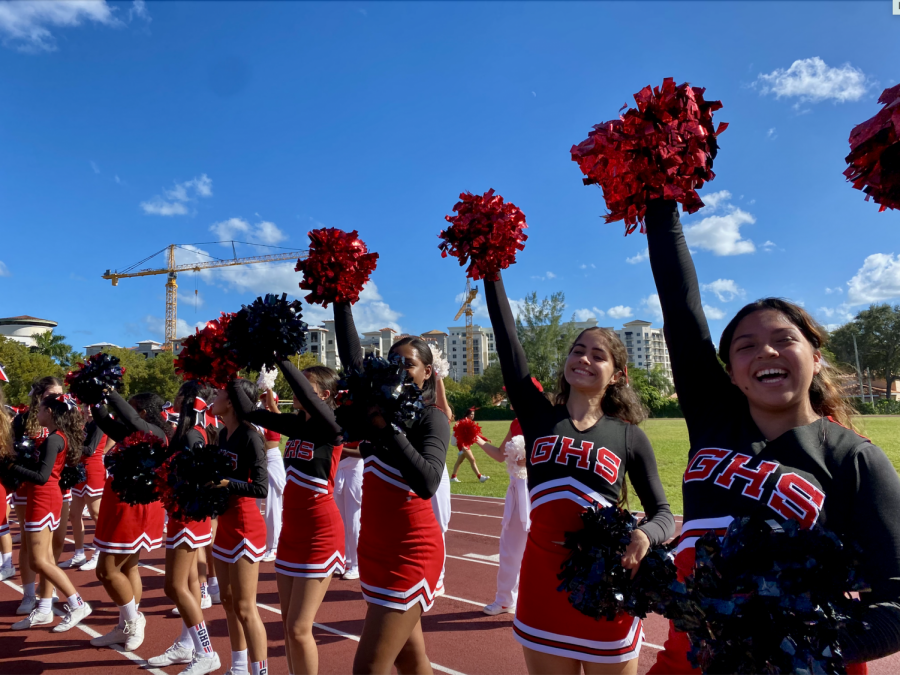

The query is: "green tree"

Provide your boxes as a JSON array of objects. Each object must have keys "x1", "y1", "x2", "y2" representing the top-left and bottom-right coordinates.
[
  {"x1": 130, "y1": 351, "x2": 182, "y2": 402},
  {"x1": 102, "y1": 347, "x2": 151, "y2": 399},
  {"x1": 472, "y1": 363, "x2": 506, "y2": 403},
  {"x1": 0, "y1": 336, "x2": 65, "y2": 404},
  {"x1": 272, "y1": 352, "x2": 320, "y2": 402},
  {"x1": 830, "y1": 304, "x2": 900, "y2": 395},
  {"x1": 647, "y1": 365, "x2": 674, "y2": 397},
  {"x1": 31, "y1": 330, "x2": 82, "y2": 368},
  {"x1": 627, "y1": 367, "x2": 664, "y2": 412},
  {"x1": 515, "y1": 291, "x2": 579, "y2": 389}
]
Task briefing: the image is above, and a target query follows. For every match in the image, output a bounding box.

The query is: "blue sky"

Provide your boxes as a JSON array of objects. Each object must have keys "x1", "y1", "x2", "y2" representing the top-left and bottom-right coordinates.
[{"x1": 1, "y1": 0, "x2": 898, "y2": 351}]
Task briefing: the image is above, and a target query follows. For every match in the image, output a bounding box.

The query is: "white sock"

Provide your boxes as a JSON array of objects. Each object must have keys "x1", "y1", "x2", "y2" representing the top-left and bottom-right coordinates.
[
  {"x1": 176, "y1": 621, "x2": 193, "y2": 649},
  {"x1": 75, "y1": 548, "x2": 85, "y2": 557},
  {"x1": 120, "y1": 598, "x2": 139, "y2": 623},
  {"x1": 251, "y1": 660, "x2": 268, "y2": 675},
  {"x1": 189, "y1": 621, "x2": 214, "y2": 656},
  {"x1": 24, "y1": 582, "x2": 35, "y2": 597},
  {"x1": 208, "y1": 577, "x2": 219, "y2": 593},
  {"x1": 231, "y1": 649, "x2": 248, "y2": 672},
  {"x1": 1, "y1": 552, "x2": 11, "y2": 567},
  {"x1": 66, "y1": 593, "x2": 83, "y2": 609},
  {"x1": 38, "y1": 597, "x2": 53, "y2": 614}
]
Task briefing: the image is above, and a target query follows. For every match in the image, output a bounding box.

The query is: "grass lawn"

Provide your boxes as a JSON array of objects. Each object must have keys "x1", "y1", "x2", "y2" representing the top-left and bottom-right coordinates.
[{"x1": 452, "y1": 417, "x2": 900, "y2": 515}]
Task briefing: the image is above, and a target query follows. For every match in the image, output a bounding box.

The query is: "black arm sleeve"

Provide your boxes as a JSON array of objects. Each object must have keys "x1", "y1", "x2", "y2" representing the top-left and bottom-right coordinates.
[
  {"x1": 626, "y1": 425, "x2": 675, "y2": 546},
  {"x1": 373, "y1": 408, "x2": 449, "y2": 500},
  {"x1": 105, "y1": 391, "x2": 166, "y2": 442},
  {"x1": 483, "y1": 275, "x2": 552, "y2": 418},
  {"x1": 644, "y1": 199, "x2": 736, "y2": 429},
  {"x1": 91, "y1": 405, "x2": 130, "y2": 443},
  {"x1": 11, "y1": 435, "x2": 64, "y2": 485},
  {"x1": 837, "y1": 444, "x2": 900, "y2": 662},
  {"x1": 231, "y1": 381, "x2": 303, "y2": 437},
  {"x1": 334, "y1": 302, "x2": 365, "y2": 372},
  {"x1": 228, "y1": 430, "x2": 268, "y2": 499},
  {"x1": 275, "y1": 359, "x2": 342, "y2": 442},
  {"x1": 83, "y1": 421, "x2": 105, "y2": 457}
]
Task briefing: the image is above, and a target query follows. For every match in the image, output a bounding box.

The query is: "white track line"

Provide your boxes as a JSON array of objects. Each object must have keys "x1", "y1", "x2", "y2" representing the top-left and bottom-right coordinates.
[
  {"x1": 451, "y1": 511, "x2": 502, "y2": 519},
  {"x1": 450, "y1": 497, "x2": 505, "y2": 505},
  {"x1": 448, "y1": 528, "x2": 500, "y2": 539},
  {"x1": 137, "y1": 562, "x2": 166, "y2": 575},
  {"x1": 2, "y1": 578, "x2": 168, "y2": 675},
  {"x1": 452, "y1": 494, "x2": 504, "y2": 501},
  {"x1": 446, "y1": 554, "x2": 499, "y2": 567}
]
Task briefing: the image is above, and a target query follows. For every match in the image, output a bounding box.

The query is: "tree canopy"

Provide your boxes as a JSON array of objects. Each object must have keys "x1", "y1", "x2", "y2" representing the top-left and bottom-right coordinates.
[
  {"x1": 515, "y1": 290, "x2": 579, "y2": 390},
  {"x1": 829, "y1": 304, "x2": 900, "y2": 394}
]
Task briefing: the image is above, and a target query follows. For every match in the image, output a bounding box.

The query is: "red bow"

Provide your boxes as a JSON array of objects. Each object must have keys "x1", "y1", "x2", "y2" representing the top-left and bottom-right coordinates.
[
  {"x1": 194, "y1": 397, "x2": 216, "y2": 428},
  {"x1": 0, "y1": 364, "x2": 8, "y2": 384}
]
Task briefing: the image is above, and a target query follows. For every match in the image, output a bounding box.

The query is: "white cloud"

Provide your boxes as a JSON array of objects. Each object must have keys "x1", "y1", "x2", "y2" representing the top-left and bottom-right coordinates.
[
  {"x1": 141, "y1": 174, "x2": 212, "y2": 216},
  {"x1": 546, "y1": 271, "x2": 556, "y2": 279},
  {"x1": 703, "y1": 304, "x2": 726, "y2": 320},
  {"x1": 180, "y1": 292, "x2": 203, "y2": 309},
  {"x1": 531, "y1": 271, "x2": 557, "y2": 281},
  {"x1": 90, "y1": 160, "x2": 100, "y2": 174},
  {"x1": 579, "y1": 263, "x2": 596, "y2": 270},
  {"x1": 825, "y1": 286, "x2": 843, "y2": 295},
  {"x1": 143, "y1": 315, "x2": 206, "y2": 340},
  {"x1": 0, "y1": 261, "x2": 10, "y2": 277},
  {"x1": 700, "y1": 190, "x2": 732, "y2": 212},
  {"x1": 761, "y1": 240, "x2": 777, "y2": 252},
  {"x1": 129, "y1": 0, "x2": 150, "y2": 22},
  {"x1": 0, "y1": 0, "x2": 121, "y2": 52},
  {"x1": 846, "y1": 253, "x2": 900, "y2": 305},
  {"x1": 817, "y1": 305, "x2": 855, "y2": 325},
  {"x1": 640, "y1": 294, "x2": 663, "y2": 323},
  {"x1": 701, "y1": 279, "x2": 746, "y2": 303},
  {"x1": 754, "y1": 57, "x2": 870, "y2": 104},
  {"x1": 210, "y1": 218, "x2": 287, "y2": 246},
  {"x1": 115, "y1": 174, "x2": 122, "y2": 184},
  {"x1": 767, "y1": 128, "x2": 777, "y2": 140},
  {"x1": 607, "y1": 305, "x2": 633, "y2": 320},
  {"x1": 626, "y1": 247, "x2": 649, "y2": 264},
  {"x1": 574, "y1": 307, "x2": 606, "y2": 322},
  {"x1": 683, "y1": 194, "x2": 757, "y2": 256}
]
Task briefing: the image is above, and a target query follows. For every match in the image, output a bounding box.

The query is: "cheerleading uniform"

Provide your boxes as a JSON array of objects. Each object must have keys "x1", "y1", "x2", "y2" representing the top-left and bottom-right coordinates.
[
  {"x1": 643, "y1": 199, "x2": 900, "y2": 670},
  {"x1": 72, "y1": 421, "x2": 107, "y2": 499},
  {"x1": 8, "y1": 430, "x2": 68, "y2": 532},
  {"x1": 261, "y1": 420, "x2": 286, "y2": 554},
  {"x1": 238, "y1": 359, "x2": 345, "y2": 577},
  {"x1": 211, "y1": 424, "x2": 268, "y2": 563},
  {"x1": 335, "y1": 302, "x2": 449, "y2": 612},
  {"x1": 0, "y1": 482, "x2": 8, "y2": 537},
  {"x1": 494, "y1": 417, "x2": 531, "y2": 609},
  {"x1": 165, "y1": 426, "x2": 213, "y2": 549},
  {"x1": 334, "y1": 445, "x2": 363, "y2": 574},
  {"x1": 92, "y1": 392, "x2": 166, "y2": 554},
  {"x1": 485, "y1": 275, "x2": 675, "y2": 664},
  {"x1": 11, "y1": 416, "x2": 47, "y2": 506}
]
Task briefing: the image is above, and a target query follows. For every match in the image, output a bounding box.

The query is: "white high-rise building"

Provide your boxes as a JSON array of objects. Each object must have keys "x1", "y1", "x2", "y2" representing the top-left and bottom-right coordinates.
[{"x1": 609, "y1": 320, "x2": 672, "y2": 383}]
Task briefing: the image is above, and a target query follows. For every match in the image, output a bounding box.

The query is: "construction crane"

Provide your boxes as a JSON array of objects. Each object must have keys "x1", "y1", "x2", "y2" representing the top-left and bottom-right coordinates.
[
  {"x1": 103, "y1": 243, "x2": 308, "y2": 351},
  {"x1": 453, "y1": 279, "x2": 479, "y2": 378}
]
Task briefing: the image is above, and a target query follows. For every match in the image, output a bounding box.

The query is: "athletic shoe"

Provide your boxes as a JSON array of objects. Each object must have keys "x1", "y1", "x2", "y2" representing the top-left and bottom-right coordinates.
[
  {"x1": 479, "y1": 474, "x2": 490, "y2": 483},
  {"x1": 209, "y1": 590, "x2": 221, "y2": 605},
  {"x1": 90, "y1": 624, "x2": 129, "y2": 647},
  {"x1": 11, "y1": 534, "x2": 20, "y2": 544},
  {"x1": 434, "y1": 585, "x2": 445, "y2": 598},
  {"x1": 0, "y1": 565, "x2": 15, "y2": 581},
  {"x1": 148, "y1": 643, "x2": 195, "y2": 667},
  {"x1": 179, "y1": 652, "x2": 221, "y2": 675},
  {"x1": 12, "y1": 609, "x2": 53, "y2": 630},
  {"x1": 342, "y1": 568, "x2": 360, "y2": 580},
  {"x1": 222, "y1": 669, "x2": 250, "y2": 675},
  {"x1": 83, "y1": 506, "x2": 91, "y2": 518},
  {"x1": 60, "y1": 553, "x2": 87, "y2": 569},
  {"x1": 52, "y1": 601, "x2": 92, "y2": 632},
  {"x1": 449, "y1": 477, "x2": 460, "y2": 483},
  {"x1": 80, "y1": 555, "x2": 98, "y2": 572},
  {"x1": 16, "y1": 595, "x2": 36, "y2": 615},
  {"x1": 200, "y1": 587, "x2": 212, "y2": 610},
  {"x1": 262, "y1": 549, "x2": 277, "y2": 563},
  {"x1": 91, "y1": 613, "x2": 145, "y2": 650},
  {"x1": 483, "y1": 601, "x2": 515, "y2": 615},
  {"x1": 171, "y1": 605, "x2": 181, "y2": 616}
]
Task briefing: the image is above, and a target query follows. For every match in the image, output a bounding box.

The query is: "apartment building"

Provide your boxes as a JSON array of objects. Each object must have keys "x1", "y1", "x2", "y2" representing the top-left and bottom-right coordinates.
[{"x1": 610, "y1": 320, "x2": 672, "y2": 382}]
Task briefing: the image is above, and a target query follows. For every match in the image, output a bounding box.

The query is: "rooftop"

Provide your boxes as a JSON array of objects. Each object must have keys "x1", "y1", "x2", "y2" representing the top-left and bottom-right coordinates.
[{"x1": 0, "y1": 315, "x2": 57, "y2": 326}]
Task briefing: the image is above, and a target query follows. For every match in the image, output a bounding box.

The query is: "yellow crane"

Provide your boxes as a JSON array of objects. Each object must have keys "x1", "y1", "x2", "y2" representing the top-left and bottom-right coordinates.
[
  {"x1": 453, "y1": 279, "x2": 479, "y2": 378},
  {"x1": 103, "y1": 243, "x2": 308, "y2": 350}
]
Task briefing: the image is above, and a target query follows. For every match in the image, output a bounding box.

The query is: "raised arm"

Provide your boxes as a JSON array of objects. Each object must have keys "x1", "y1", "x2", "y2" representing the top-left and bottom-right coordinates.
[
  {"x1": 11, "y1": 434, "x2": 64, "y2": 485},
  {"x1": 475, "y1": 428, "x2": 514, "y2": 464},
  {"x1": 334, "y1": 302, "x2": 364, "y2": 372},
  {"x1": 626, "y1": 425, "x2": 675, "y2": 546},
  {"x1": 91, "y1": 405, "x2": 130, "y2": 443},
  {"x1": 275, "y1": 359, "x2": 342, "y2": 441},
  {"x1": 372, "y1": 407, "x2": 449, "y2": 500},
  {"x1": 231, "y1": 382, "x2": 305, "y2": 438},
  {"x1": 105, "y1": 391, "x2": 166, "y2": 441},
  {"x1": 644, "y1": 199, "x2": 736, "y2": 426}
]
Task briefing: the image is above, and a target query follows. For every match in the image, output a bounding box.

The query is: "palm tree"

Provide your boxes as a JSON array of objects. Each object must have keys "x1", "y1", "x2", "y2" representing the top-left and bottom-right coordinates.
[{"x1": 31, "y1": 331, "x2": 81, "y2": 368}]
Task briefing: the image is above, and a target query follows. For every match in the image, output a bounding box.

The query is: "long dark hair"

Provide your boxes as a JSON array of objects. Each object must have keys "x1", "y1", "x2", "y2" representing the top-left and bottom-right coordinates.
[
  {"x1": 229, "y1": 378, "x2": 264, "y2": 437},
  {"x1": 302, "y1": 366, "x2": 339, "y2": 410},
  {"x1": 0, "y1": 387, "x2": 13, "y2": 462},
  {"x1": 719, "y1": 298, "x2": 855, "y2": 429},
  {"x1": 172, "y1": 381, "x2": 219, "y2": 447},
  {"x1": 129, "y1": 392, "x2": 169, "y2": 439},
  {"x1": 555, "y1": 327, "x2": 647, "y2": 426},
  {"x1": 24, "y1": 376, "x2": 63, "y2": 438},
  {"x1": 390, "y1": 336, "x2": 436, "y2": 404},
  {"x1": 42, "y1": 395, "x2": 84, "y2": 467}
]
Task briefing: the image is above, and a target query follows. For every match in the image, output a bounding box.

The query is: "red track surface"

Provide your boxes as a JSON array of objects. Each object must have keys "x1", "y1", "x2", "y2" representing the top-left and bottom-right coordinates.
[{"x1": 2, "y1": 495, "x2": 899, "y2": 674}]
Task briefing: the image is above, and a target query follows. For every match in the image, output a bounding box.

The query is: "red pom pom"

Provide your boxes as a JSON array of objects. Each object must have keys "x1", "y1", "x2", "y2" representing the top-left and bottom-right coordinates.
[
  {"x1": 571, "y1": 78, "x2": 728, "y2": 234},
  {"x1": 173, "y1": 313, "x2": 241, "y2": 388},
  {"x1": 453, "y1": 417, "x2": 483, "y2": 449},
  {"x1": 844, "y1": 83, "x2": 900, "y2": 212},
  {"x1": 295, "y1": 228, "x2": 379, "y2": 307},
  {"x1": 439, "y1": 189, "x2": 528, "y2": 281}
]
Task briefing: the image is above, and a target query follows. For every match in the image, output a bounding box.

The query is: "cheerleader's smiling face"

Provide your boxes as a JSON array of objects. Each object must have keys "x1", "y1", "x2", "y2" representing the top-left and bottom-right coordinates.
[
  {"x1": 209, "y1": 388, "x2": 232, "y2": 417},
  {"x1": 392, "y1": 344, "x2": 433, "y2": 389},
  {"x1": 564, "y1": 329, "x2": 622, "y2": 396}
]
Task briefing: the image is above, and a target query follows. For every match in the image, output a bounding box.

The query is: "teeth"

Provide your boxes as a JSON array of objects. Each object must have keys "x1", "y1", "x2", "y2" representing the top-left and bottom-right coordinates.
[{"x1": 756, "y1": 368, "x2": 787, "y2": 378}]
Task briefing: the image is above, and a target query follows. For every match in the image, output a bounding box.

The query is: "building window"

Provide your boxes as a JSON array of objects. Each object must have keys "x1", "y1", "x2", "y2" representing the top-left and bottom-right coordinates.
[
  {"x1": 311, "y1": 346, "x2": 318, "y2": 352},
  {"x1": 328, "y1": 340, "x2": 333, "y2": 345},
  {"x1": 637, "y1": 347, "x2": 641, "y2": 351},
  {"x1": 311, "y1": 334, "x2": 318, "y2": 342}
]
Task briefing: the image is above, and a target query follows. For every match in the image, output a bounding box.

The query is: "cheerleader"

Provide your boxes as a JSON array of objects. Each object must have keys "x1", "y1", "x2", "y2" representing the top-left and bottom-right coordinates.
[
  {"x1": 90, "y1": 391, "x2": 168, "y2": 651},
  {"x1": 235, "y1": 362, "x2": 344, "y2": 675},
  {"x1": 11, "y1": 376, "x2": 62, "y2": 616},
  {"x1": 148, "y1": 381, "x2": 221, "y2": 675},
  {"x1": 484, "y1": 273, "x2": 674, "y2": 674},
  {"x1": 429, "y1": 373, "x2": 454, "y2": 597},
  {"x1": 258, "y1": 386, "x2": 285, "y2": 563},
  {"x1": 1, "y1": 386, "x2": 17, "y2": 581},
  {"x1": 333, "y1": 303, "x2": 449, "y2": 675},
  {"x1": 641, "y1": 199, "x2": 900, "y2": 672},
  {"x1": 335, "y1": 441, "x2": 363, "y2": 580},
  {"x1": 209, "y1": 379, "x2": 268, "y2": 675},
  {"x1": 9, "y1": 393, "x2": 91, "y2": 632},
  {"x1": 449, "y1": 408, "x2": 489, "y2": 483},
  {"x1": 473, "y1": 382, "x2": 542, "y2": 616}
]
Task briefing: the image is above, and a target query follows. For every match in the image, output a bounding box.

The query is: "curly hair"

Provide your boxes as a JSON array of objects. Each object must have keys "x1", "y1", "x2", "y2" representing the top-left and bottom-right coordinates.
[
  {"x1": 129, "y1": 392, "x2": 169, "y2": 439},
  {"x1": 0, "y1": 386, "x2": 14, "y2": 463},
  {"x1": 229, "y1": 378, "x2": 263, "y2": 437},
  {"x1": 24, "y1": 376, "x2": 63, "y2": 439},
  {"x1": 172, "y1": 381, "x2": 219, "y2": 447},
  {"x1": 42, "y1": 395, "x2": 84, "y2": 467}
]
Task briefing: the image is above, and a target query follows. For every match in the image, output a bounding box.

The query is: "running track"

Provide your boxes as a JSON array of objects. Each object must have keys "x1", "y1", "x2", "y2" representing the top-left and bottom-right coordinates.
[{"x1": 2, "y1": 495, "x2": 899, "y2": 674}]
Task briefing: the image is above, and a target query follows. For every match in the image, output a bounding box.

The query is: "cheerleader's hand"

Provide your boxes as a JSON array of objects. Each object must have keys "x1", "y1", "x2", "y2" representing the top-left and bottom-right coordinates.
[
  {"x1": 207, "y1": 478, "x2": 230, "y2": 489},
  {"x1": 621, "y1": 528, "x2": 650, "y2": 579},
  {"x1": 366, "y1": 405, "x2": 388, "y2": 430}
]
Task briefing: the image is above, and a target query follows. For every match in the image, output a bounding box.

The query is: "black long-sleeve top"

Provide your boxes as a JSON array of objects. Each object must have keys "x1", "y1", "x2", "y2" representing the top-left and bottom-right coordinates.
[
  {"x1": 645, "y1": 198, "x2": 900, "y2": 662},
  {"x1": 218, "y1": 423, "x2": 268, "y2": 499},
  {"x1": 9, "y1": 432, "x2": 65, "y2": 486},
  {"x1": 83, "y1": 421, "x2": 106, "y2": 457},
  {"x1": 484, "y1": 275, "x2": 675, "y2": 546},
  {"x1": 91, "y1": 391, "x2": 166, "y2": 444},
  {"x1": 234, "y1": 359, "x2": 343, "y2": 484},
  {"x1": 333, "y1": 302, "x2": 449, "y2": 500}
]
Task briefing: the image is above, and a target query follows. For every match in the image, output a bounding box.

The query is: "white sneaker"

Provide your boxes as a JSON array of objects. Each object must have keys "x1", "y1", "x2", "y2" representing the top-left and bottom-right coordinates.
[
  {"x1": 12, "y1": 609, "x2": 53, "y2": 630},
  {"x1": 91, "y1": 623, "x2": 129, "y2": 647},
  {"x1": 262, "y1": 549, "x2": 277, "y2": 562},
  {"x1": 83, "y1": 506, "x2": 91, "y2": 518},
  {"x1": 434, "y1": 585, "x2": 445, "y2": 598},
  {"x1": 52, "y1": 601, "x2": 92, "y2": 632},
  {"x1": 200, "y1": 588, "x2": 212, "y2": 610},
  {"x1": 342, "y1": 568, "x2": 360, "y2": 580},
  {"x1": 479, "y1": 474, "x2": 490, "y2": 483},
  {"x1": 148, "y1": 643, "x2": 195, "y2": 667},
  {"x1": 483, "y1": 601, "x2": 515, "y2": 615},
  {"x1": 222, "y1": 669, "x2": 250, "y2": 675},
  {"x1": 179, "y1": 652, "x2": 221, "y2": 675},
  {"x1": 123, "y1": 612, "x2": 147, "y2": 651},
  {"x1": 209, "y1": 590, "x2": 221, "y2": 605},
  {"x1": 60, "y1": 553, "x2": 87, "y2": 569},
  {"x1": 171, "y1": 605, "x2": 181, "y2": 616},
  {"x1": 0, "y1": 565, "x2": 15, "y2": 581},
  {"x1": 80, "y1": 555, "x2": 98, "y2": 571},
  {"x1": 16, "y1": 595, "x2": 36, "y2": 615},
  {"x1": 449, "y1": 476, "x2": 460, "y2": 483}
]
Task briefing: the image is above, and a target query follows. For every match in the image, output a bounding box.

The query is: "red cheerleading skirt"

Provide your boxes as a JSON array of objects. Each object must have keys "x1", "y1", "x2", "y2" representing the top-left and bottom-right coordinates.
[
  {"x1": 12, "y1": 483, "x2": 27, "y2": 506},
  {"x1": 212, "y1": 495, "x2": 267, "y2": 563},
  {"x1": 62, "y1": 489, "x2": 71, "y2": 504},
  {"x1": 0, "y1": 483, "x2": 8, "y2": 537},
  {"x1": 357, "y1": 457, "x2": 443, "y2": 612},
  {"x1": 166, "y1": 515, "x2": 212, "y2": 549},
  {"x1": 275, "y1": 479, "x2": 345, "y2": 578},
  {"x1": 93, "y1": 477, "x2": 165, "y2": 554},
  {"x1": 514, "y1": 492, "x2": 642, "y2": 664},
  {"x1": 25, "y1": 447, "x2": 68, "y2": 533},
  {"x1": 72, "y1": 450, "x2": 105, "y2": 498}
]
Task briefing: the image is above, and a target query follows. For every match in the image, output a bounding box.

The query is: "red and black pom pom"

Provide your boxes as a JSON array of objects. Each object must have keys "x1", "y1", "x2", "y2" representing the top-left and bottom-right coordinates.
[
  {"x1": 571, "y1": 78, "x2": 728, "y2": 234},
  {"x1": 453, "y1": 417, "x2": 483, "y2": 449},
  {"x1": 103, "y1": 432, "x2": 168, "y2": 505},
  {"x1": 174, "y1": 313, "x2": 241, "y2": 389},
  {"x1": 65, "y1": 353, "x2": 125, "y2": 405},
  {"x1": 844, "y1": 83, "x2": 900, "y2": 212},
  {"x1": 295, "y1": 228, "x2": 379, "y2": 307},
  {"x1": 156, "y1": 442, "x2": 232, "y2": 521},
  {"x1": 439, "y1": 189, "x2": 528, "y2": 281},
  {"x1": 226, "y1": 293, "x2": 308, "y2": 372}
]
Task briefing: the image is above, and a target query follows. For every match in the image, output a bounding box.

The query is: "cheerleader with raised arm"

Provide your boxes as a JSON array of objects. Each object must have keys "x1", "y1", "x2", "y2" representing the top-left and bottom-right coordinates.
[
  {"x1": 90, "y1": 390, "x2": 168, "y2": 651},
  {"x1": 234, "y1": 361, "x2": 344, "y2": 675},
  {"x1": 9, "y1": 393, "x2": 92, "y2": 633},
  {"x1": 209, "y1": 378, "x2": 269, "y2": 675}
]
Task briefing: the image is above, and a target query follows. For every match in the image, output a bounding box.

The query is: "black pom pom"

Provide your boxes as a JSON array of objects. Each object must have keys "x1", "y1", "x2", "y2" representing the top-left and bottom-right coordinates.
[
  {"x1": 58, "y1": 463, "x2": 87, "y2": 490},
  {"x1": 156, "y1": 442, "x2": 232, "y2": 521},
  {"x1": 0, "y1": 438, "x2": 41, "y2": 492},
  {"x1": 65, "y1": 353, "x2": 125, "y2": 405},
  {"x1": 227, "y1": 293, "x2": 308, "y2": 372},
  {"x1": 103, "y1": 432, "x2": 167, "y2": 505}
]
